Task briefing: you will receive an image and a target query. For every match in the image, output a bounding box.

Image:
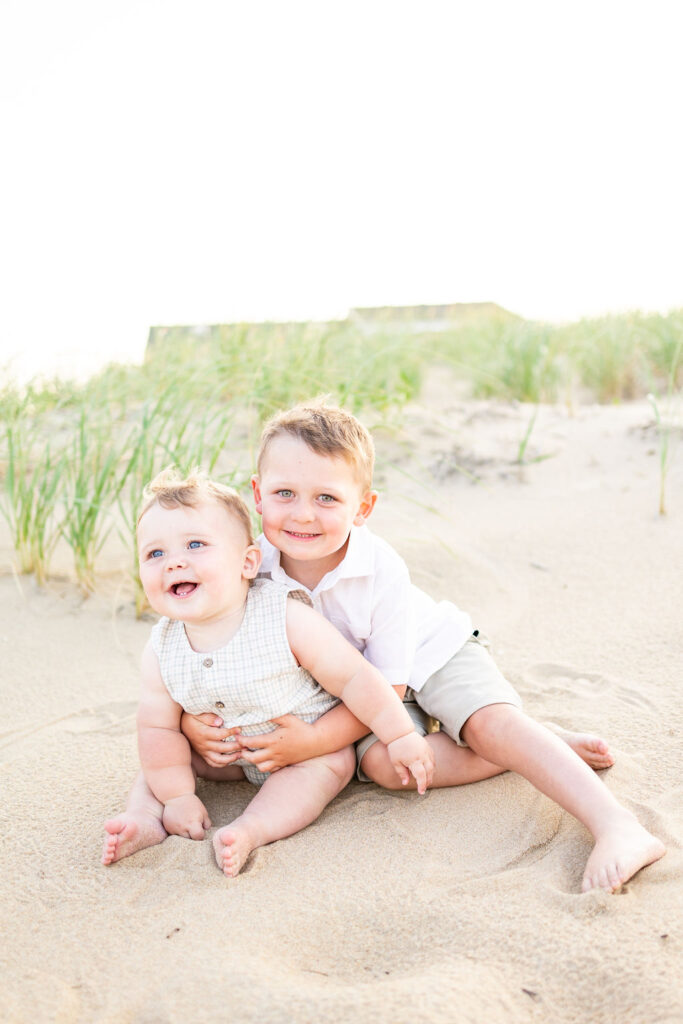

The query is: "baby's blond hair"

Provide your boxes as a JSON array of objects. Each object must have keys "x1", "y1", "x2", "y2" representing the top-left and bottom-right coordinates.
[
  {"x1": 257, "y1": 400, "x2": 375, "y2": 491},
  {"x1": 138, "y1": 467, "x2": 254, "y2": 544}
]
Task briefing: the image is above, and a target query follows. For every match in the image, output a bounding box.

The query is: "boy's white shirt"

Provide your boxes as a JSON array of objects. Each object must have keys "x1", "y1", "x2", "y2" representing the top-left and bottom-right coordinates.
[{"x1": 258, "y1": 525, "x2": 473, "y2": 692}]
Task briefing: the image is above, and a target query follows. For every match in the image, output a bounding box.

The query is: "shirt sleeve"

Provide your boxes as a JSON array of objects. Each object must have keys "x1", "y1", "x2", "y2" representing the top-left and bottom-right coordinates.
[{"x1": 363, "y1": 560, "x2": 416, "y2": 688}]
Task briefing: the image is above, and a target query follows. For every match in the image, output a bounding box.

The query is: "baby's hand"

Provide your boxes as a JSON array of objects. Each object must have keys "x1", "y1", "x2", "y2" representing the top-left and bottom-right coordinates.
[
  {"x1": 181, "y1": 711, "x2": 243, "y2": 768},
  {"x1": 386, "y1": 733, "x2": 435, "y2": 795},
  {"x1": 162, "y1": 794, "x2": 212, "y2": 840}
]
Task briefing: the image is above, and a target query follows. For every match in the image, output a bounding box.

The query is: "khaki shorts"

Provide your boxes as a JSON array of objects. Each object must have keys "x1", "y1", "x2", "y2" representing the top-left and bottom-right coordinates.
[{"x1": 356, "y1": 633, "x2": 521, "y2": 782}]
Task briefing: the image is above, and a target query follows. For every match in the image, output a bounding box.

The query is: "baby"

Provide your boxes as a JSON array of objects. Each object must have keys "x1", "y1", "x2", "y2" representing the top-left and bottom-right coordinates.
[{"x1": 102, "y1": 469, "x2": 434, "y2": 876}]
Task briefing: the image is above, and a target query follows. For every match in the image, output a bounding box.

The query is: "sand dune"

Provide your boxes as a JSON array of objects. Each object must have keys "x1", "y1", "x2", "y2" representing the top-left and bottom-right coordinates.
[{"x1": 1, "y1": 394, "x2": 681, "y2": 1023}]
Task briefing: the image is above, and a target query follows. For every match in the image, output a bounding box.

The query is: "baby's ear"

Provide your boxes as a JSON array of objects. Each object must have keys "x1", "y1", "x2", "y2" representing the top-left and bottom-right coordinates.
[
  {"x1": 353, "y1": 490, "x2": 377, "y2": 526},
  {"x1": 243, "y1": 543, "x2": 262, "y2": 579}
]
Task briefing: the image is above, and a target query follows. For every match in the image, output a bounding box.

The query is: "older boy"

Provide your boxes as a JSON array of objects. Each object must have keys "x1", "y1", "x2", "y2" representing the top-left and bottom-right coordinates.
[{"x1": 184, "y1": 401, "x2": 665, "y2": 893}]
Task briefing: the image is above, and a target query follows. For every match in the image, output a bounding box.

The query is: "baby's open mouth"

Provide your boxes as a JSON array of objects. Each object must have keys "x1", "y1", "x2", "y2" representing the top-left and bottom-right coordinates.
[{"x1": 171, "y1": 582, "x2": 198, "y2": 596}]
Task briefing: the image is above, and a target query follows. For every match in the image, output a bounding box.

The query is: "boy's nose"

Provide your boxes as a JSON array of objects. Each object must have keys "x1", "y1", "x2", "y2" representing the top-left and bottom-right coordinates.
[{"x1": 292, "y1": 500, "x2": 315, "y2": 522}]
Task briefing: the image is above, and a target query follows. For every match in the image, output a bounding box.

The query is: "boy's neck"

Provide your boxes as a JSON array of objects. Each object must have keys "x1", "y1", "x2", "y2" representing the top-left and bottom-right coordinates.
[{"x1": 280, "y1": 537, "x2": 350, "y2": 592}]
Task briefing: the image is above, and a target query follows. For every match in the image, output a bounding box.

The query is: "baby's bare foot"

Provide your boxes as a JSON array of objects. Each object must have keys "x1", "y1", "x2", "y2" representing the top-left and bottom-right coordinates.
[
  {"x1": 582, "y1": 814, "x2": 666, "y2": 893},
  {"x1": 213, "y1": 822, "x2": 256, "y2": 878},
  {"x1": 545, "y1": 723, "x2": 615, "y2": 770},
  {"x1": 101, "y1": 813, "x2": 167, "y2": 865}
]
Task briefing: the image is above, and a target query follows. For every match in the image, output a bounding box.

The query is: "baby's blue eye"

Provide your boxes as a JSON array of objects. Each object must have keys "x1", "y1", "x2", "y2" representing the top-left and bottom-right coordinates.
[
  {"x1": 188, "y1": 540, "x2": 203, "y2": 549},
  {"x1": 149, "y1": 549, "x2": 164, "y2": 559}
]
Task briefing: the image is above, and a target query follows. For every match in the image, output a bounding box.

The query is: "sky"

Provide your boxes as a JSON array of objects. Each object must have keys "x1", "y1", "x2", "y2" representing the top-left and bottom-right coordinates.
[{"x1": 1, "y1": 1, "x2": 682, "y2": 383}]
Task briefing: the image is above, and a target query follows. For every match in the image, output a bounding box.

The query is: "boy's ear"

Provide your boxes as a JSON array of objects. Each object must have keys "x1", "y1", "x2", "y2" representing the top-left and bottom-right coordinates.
[
  {"x1": 243, "y1": 543, "x2": 262, "y2": 580},
  {"x1": 251, "y1": 475, "x2": 263, "y2": 514},
  {"x1": 353, "y1": 490, "x2": 378, "y2": 526}
]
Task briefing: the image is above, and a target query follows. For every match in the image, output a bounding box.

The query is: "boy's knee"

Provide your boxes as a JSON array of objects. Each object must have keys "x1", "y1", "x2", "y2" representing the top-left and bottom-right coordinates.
[
  {"x1": 359, "y1": 743, "x2": 404, "y2": 790},
  {"x1": 461, "y1": 702, "x2": 519, "y2": 747}
]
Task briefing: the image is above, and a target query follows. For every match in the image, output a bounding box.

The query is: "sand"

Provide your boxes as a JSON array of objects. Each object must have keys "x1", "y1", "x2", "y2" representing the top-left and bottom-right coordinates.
[{"x1": 1, "y1": 390, "x2": 682, "y2": 1023}]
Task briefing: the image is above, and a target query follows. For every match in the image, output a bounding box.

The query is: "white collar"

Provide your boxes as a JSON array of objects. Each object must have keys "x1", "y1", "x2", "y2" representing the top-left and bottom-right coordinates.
[{"x1": 259, "y1": 525, "x2": 374, "y2": 596}]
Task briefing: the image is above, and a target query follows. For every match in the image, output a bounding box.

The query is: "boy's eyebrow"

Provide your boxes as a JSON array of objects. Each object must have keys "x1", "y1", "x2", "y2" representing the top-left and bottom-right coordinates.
[
  {"x1": 263, "y1": 479, "x2": 296, "y2": 490},
  {"x1": 266, "y1": 478, "x2": 343, "y2": 492}
]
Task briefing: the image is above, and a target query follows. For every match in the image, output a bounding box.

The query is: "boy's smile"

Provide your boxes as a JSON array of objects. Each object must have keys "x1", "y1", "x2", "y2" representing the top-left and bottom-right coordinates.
[{"x1": 252, "y1": 434, "x2": 376, "y2": 588}]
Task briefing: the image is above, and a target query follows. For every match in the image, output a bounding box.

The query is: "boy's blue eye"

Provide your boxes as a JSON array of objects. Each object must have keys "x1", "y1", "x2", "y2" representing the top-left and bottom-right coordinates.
[
  {"x1": 277, "y1": 489, "x2": 294, "y2": 498},
  {"x1": 318, "y1": 494, "x2": 336, "y2": 503}
]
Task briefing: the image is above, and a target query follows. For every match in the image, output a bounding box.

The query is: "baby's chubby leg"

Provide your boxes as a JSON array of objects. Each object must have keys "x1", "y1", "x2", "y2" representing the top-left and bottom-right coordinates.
[
  {"x1": 213, "y1": 746, "x2": 355, "y2": 878},
  {"x1": 102, "y1": 770, "x2": 167, "y2": 865},
  {"x1": 102, "y1": 753, "x2": 245, "y2": 865}
]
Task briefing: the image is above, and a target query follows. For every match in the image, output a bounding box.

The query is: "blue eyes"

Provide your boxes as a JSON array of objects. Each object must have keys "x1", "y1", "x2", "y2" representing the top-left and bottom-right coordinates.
[{"x1": 147, "y1": 540, "x2": 203, "y2": 559}]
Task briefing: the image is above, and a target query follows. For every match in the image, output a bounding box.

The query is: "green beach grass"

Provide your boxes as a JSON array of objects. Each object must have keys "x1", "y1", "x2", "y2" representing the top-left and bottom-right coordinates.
[{"x1": 1, "y1": 308, "x2": 681, "y2": 600}]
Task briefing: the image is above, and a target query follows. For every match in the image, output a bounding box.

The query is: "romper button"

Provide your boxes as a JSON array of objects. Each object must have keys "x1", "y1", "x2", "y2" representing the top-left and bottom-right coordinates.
[
  {"x1": 203, "y1": 657, "x2": 213, "y2": 668},
  {"x1": 215, "y1": 701, "x2": 225, "y2": 709}
]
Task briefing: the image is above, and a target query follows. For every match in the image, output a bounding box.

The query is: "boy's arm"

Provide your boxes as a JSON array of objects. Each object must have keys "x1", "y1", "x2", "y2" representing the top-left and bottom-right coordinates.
[
  {"x1": 138, "y1": 640, "x2": 210, "y2": 838},
  {"x1": 237, "y1": 692, "x2": 403, "y2": 773},
  {"x1": 285, "y1": 601, "x2": 433, "y2": 791},
  {"x1": 190, "y1": 684, "x2": 402, "y2": 772}
]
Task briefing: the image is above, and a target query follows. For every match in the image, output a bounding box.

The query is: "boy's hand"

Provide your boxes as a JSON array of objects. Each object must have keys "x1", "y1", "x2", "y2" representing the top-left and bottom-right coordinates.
[
  {"x1": 386, "y1": 733, "x2": 435, "y2": 795},
  {"x1": 238, "y1": 715, "x2": 318, "y2": 772},
  {"x1": 162, "y1": 794, "x2": 212, "y2": 839},
  {"x1": 180, "y1": 711, "x2": 243, "y2": 768}
]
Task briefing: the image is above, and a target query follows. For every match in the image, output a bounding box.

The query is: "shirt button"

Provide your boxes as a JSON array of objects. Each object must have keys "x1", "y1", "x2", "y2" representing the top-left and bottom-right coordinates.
[
  {"x1": 203, "y1": 657, "x2": 213, "y2": 668},
  {"x1": 215, "y1": 700, "x2": 225, "y2": 709}
]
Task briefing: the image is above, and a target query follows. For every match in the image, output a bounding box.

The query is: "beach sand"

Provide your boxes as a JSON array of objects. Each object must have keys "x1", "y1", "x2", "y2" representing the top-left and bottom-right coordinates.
[{"x1": 1, "y1": 389, "x2": 682, "y2": 1023}]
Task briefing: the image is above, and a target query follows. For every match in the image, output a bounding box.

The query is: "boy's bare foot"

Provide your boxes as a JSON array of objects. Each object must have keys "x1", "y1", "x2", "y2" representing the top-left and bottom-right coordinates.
[
  {"x1": 101, "y1": 813, "x2": 167, "y2": 865},
  {"x1": 582, "y1": 813, "x2": 666, "y2": 893},
  {"x1": 545, "y1": 723, "x2": 615, "y2": 770},
  {"x1": 213, "y1": 821, "x2": 257, "y2": 878}
]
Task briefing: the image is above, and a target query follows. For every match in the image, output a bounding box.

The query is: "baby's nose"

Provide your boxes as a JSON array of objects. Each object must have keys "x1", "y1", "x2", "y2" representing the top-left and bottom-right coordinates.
[{"x1": 166, "y1": 552, "x2": 188, "y2": 569}]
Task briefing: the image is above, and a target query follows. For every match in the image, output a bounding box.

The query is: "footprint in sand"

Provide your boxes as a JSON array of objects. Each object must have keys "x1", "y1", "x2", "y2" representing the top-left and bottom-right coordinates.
[
  {"x1": 525, "y1": 663, "x2": 657, "y2": 712},
  {"x1": 0, "y1": 700, "x2": 137, "y2": 755},
  {"x1": 60, "y1": 700, "x2": 137, "y2": 735}
]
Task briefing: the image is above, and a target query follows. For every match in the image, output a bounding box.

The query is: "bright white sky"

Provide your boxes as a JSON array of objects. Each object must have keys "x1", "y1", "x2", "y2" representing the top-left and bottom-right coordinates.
[{"x1": 1, "y1": 0, "x2": 681, "y2": 382}]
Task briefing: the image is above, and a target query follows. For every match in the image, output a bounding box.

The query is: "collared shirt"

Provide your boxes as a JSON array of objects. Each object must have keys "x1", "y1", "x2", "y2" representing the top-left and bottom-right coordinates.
[{"x1": 258, "y1": 525, "x2": 472, "y2": 691}]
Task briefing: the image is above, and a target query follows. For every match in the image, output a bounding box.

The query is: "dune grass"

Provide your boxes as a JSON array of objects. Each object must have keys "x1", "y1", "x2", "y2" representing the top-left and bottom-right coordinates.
[
  {"x1": 2, "y1": 409, "x2": 65, "y2": 582},
  {"x1": 427, "y1": 309, "x2": 683, "y2": 404},
  {"x1": 1, "y1": 308, "x2": 681, "y2": 596},
  {"x1": 647, "y1": 333, "x2": 683, "y2": 516}
]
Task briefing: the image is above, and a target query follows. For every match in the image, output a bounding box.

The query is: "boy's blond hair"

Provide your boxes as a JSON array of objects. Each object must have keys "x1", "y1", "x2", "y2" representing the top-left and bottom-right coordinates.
[
  {"x1": 138, "y1": 468, "x2": 254, "y2": 544},
  {"x1": 257, "y1": 400, "x2": 375, "y2": 491}
]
